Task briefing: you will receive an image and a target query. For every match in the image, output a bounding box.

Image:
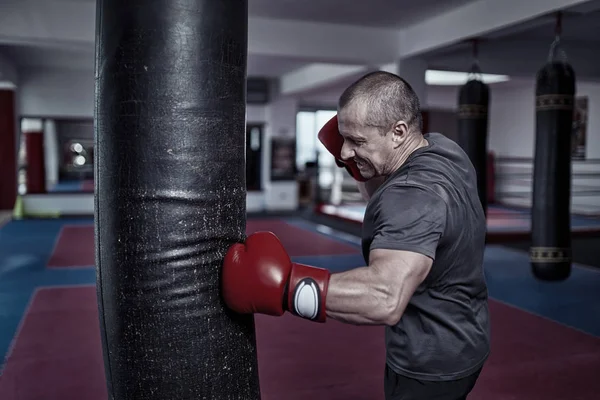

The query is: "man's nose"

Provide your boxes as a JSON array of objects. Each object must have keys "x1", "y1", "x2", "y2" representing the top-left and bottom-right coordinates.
[{"x1": 340, "y1": 140, "x2": 353, "y2": 161}]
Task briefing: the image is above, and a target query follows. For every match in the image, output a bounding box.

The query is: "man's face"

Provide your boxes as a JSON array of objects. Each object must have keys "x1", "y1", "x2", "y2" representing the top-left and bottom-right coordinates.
[{"x1": 337, "y1": 102, "x2": 398, "y2": 180}]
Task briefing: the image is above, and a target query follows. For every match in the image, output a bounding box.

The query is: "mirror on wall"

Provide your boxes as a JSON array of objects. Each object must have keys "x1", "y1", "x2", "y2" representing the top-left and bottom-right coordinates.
[
  {"x1": 19, "y1": 117, "x2": 94, "y2": 194},
  {"x1": 18, "y1": 117, "x2": 265, "y2": 195}
]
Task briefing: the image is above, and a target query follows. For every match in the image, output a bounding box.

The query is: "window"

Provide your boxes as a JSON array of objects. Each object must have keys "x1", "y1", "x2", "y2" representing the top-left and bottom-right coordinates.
[
  {"x1": 295, "y1": 109, "x2": 338, "y2": 187},
  {"x1": 296, "y1": 111, "x2": 316, "y2": 172}
]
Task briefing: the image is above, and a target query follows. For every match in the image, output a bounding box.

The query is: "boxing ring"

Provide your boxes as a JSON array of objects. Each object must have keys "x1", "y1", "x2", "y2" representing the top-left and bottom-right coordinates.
[
  {"x1": 316, "y1": 203, "x2": 600, "y2": 242},
  {"x1": 1, "y1": 216, "x2": 599, "y2": 399},
  {"x1": 47, "y1": 180, "x2": 94, "y2": 193}
]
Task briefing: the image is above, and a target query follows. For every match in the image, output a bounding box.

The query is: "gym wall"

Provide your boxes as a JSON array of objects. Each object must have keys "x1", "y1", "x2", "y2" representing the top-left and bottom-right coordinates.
[
  {"x1": 246, "y1": 96, "x2": 299, "y2": 212},
  {"x1": 16, "y1": 67, "x2": 302, "y2": 213},
  {"x1": 0, "y1": 52, "x2": 18, "y2": 87},
  {"x1": 13, "y1": 65, "x2": 600, "y2": 214},
  {"x1": 18, "y1": 68, "x2": 94, "y2": 118},
  {"x1": 297, "y1": 84, "x2": 460, "y2": 113}
]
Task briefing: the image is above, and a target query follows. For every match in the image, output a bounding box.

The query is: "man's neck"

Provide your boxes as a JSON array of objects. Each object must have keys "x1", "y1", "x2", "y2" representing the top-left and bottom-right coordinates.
[{"x1": 386, "y1": 133, "x2": 428, "y2": 177}]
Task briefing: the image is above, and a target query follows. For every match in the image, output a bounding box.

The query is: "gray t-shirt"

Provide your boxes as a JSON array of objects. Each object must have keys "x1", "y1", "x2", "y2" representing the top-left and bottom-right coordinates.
[{"x1": 362, "y1": 132, "x2": 490, "y2": 381}]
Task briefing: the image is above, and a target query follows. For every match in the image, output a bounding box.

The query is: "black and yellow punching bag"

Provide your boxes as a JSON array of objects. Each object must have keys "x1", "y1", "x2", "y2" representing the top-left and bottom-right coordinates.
[
  {"x1": 458, "y1": 40, "x2": 490, "y2": 215},
  {"x1": 530, "y1": 14, "x2": 575, "y2": 281}
]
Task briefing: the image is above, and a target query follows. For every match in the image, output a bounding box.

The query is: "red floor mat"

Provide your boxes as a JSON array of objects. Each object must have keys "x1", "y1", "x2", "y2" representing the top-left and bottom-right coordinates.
[
  {"x1": 1, "y1": 287, "x2": 599, "y2": 399},
  {"x1": 45, "y1": 220, "x2": 357, "y2": 269},
  {"x1": 47, "y1": 225, "x2": 95, "y2": 268},
  {"x1": 470, "y1": 301, "x2": 600, "y2": 399},
  {"x1": 255, "y1": 314, "x2": 385, "y2": 399},
  {"x1": 487, "y1": 217, "x2": 528, "y2": 228},
  {"x1": 246, "y1": 219, "x2": 358, "y2": 256},
  {"x1": 0, "y1": 287, "x2": 107, "y2": 400},
  {"x1": 255, "y1": 301, "x2": 600, "y2": 399},
  {"x1": 81, "y1": 180, "x2": 94, "y2": 192}
]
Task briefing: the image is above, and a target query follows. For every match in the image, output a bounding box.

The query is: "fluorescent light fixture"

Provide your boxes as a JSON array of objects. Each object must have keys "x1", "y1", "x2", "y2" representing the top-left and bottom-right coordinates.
[
  {"x1": 21, "y1": 118, "x2": 43, "y2": 132},
  {"x1": 0, "y1": 81, "x2": 16, "y2": 90},
  {"x1": 425, "y1": 69, "x2": 509, "y2": 86}
]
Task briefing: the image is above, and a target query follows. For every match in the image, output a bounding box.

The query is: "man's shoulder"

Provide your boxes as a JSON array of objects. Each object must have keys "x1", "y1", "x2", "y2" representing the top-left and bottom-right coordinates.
[
  {"x1": 366, "y1": 181, "x2": 432, "y2": 216},
  {"x1": 374, "y1": 180, "x2": 448, "y2": 209},
  {"x1": 425, "y1": 133, "x2": 472, "y2": 167},
  {"x1": 405, "y1": 134, "x2": 472, "y2": 185},
  {"x1": 425, "y1": 131, "x2": 457, "y2": 146}
]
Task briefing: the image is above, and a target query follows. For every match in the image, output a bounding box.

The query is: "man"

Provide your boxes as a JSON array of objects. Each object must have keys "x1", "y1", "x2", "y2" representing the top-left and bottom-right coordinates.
[{"x1": 221, "y1": 71, "x2": 490, "y2": 399}]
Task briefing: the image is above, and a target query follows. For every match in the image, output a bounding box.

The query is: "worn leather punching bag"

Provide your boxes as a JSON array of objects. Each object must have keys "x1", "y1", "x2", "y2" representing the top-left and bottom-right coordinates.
[
  {"x1": 458, "y1": 76, "x2": 490, "y2": 215},
  {"x1": 530, "y1": 29, "x2": 575, "y2": 281},
  {"x1": 94, "y1": 1, "x2": 262, "y2": 399}
]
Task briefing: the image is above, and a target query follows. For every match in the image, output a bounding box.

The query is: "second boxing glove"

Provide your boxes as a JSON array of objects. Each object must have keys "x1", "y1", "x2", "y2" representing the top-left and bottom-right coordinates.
[{"x1": 318, "y1": 114, "x2": 367, "y2": 182}]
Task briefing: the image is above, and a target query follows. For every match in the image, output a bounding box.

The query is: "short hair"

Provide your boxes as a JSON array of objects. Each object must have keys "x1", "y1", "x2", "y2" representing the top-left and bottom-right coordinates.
[{"x1": 338, "y1": 71, "x2": 422, "y2": 133}]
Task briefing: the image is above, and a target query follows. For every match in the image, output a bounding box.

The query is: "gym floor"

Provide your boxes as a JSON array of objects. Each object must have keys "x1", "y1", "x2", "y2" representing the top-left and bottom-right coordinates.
[{"x1": 1, "y1": 211, "x2": 599, "y2": 399}]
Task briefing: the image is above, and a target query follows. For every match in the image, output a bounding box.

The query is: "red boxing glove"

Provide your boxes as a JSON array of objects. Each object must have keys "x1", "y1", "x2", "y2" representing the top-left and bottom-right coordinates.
[
  {"x1": 222, "y1": 231, "x2": 331, "y2": 322},
  {"x1": 317, "y1": 114, "x2": 367, "y2": 182}
]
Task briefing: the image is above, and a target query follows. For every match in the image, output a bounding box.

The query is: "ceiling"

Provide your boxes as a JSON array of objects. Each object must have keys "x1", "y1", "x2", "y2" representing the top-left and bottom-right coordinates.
[
  {"x1": 421, "y1": 3, "x2": 600, "y2": 80},
  {"x1": 68, "y1": 0, "x2": 476, "y2": 28},
  {"x1": 485, "y1": 7, "x2": 600, "y2": 43},
  {"x1": 0, "y1": 0, "x2": 480, "y2": 81},
  {"x1": 5, "y1": 0, "x2": 600, "y2": 85},
  {"x1": 0, "y1": 44, "x2": 311, "y2": 78},
  {"x1": 248, "y1": 0, "x2": 476, "y2": 28},
  {"x1": 0, "y1": 45, "x2": 94, "y2": 71}
]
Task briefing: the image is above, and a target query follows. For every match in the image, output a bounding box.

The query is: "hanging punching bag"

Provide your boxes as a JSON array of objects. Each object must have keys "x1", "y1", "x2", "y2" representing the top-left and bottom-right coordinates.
[
  {"x1": 458, "y1": 72, "x2": 490, "y2": 215},
  {"x1": 94, "y1": 1, "x2": 261, "y2": 399},
  {"x1": 530, "y1": 27, "x2": 575, "y2": 281}
]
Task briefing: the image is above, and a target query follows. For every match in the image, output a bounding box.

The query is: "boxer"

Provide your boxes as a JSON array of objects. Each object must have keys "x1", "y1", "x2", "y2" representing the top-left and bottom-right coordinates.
[{"x1": 223, "y1": 71, "x2": 490, "y2": 400}]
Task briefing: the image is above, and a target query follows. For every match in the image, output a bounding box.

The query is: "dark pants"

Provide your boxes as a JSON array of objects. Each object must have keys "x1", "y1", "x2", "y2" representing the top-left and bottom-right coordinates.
[{"x1": 384, "y1": 364, "x2": 482, "y2": 400}]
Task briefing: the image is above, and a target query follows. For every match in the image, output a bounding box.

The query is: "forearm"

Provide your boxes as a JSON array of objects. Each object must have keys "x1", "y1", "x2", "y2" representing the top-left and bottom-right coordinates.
[{"x1": 325, "y1": 266, "x2": 401, "y2": 326}]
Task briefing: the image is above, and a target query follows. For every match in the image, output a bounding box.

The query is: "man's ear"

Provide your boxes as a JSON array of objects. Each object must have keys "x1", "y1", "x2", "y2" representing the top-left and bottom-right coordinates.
[{"x1": 391, "y1": 120, "x2": 409, "y2": 146}]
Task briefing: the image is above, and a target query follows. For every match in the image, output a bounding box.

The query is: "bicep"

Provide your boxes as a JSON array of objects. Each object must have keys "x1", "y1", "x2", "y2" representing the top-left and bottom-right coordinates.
[
  {"x1": 370, "y1": 248, "x2": 432, "y2": 291},
  {"x1": 369, "y1": 248, "x2": 433, "y2": 325}
]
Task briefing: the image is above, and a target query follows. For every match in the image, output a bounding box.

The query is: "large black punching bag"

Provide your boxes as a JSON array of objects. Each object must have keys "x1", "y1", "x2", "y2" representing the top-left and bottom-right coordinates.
[
  {"x1": 530, "y1": 30, "x2": 575, "y2": 281},
  {"x1": 458, "y1": 74, "x2": 490, "y2": 215},
  {"x1": 94, "y1": 1, "x2": 261, "y2": 399}
]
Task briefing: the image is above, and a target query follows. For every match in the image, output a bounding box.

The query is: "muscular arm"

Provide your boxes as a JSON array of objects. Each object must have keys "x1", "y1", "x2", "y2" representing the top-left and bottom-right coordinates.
[{"x1": 325, "y1": 248, "x2": 432, "y2": 326}]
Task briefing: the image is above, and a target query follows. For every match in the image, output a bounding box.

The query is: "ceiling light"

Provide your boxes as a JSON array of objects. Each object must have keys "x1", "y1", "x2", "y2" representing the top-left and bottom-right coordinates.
[
  {"x1": 425, "y1": 69, "x2": 509, "y2": 86},
  {"x1": 0, "y1": 81, "x2": 16, "y2": 90}
]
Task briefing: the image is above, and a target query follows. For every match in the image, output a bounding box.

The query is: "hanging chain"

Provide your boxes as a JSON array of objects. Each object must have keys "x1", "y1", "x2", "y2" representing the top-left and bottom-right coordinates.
[
  {"x1": 467, "y1": 39, "x2": 483, "y2": 81},
  {"x1": 548, "y1": 11, "x2": 568, "y2": 63}
]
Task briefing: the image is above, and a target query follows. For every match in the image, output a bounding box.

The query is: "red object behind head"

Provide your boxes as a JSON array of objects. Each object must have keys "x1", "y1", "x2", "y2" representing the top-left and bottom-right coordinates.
[{"x1": 317, "y1": 114, "x2": 367, "y2": 182}]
